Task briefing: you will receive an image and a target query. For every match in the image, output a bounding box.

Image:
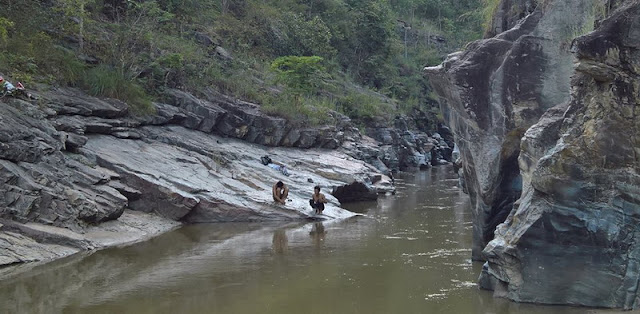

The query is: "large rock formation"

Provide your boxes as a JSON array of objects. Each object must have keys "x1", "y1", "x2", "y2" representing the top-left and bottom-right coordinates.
[
  {"x1": 428, "y1": 0, "x2": 640, "y2": 309},
  {"x1": 426, "y1": 0, "x2": 604, "y2": 260},
  {"x1": 0, "y1": 85, "x2": 394, "y2": 267}
]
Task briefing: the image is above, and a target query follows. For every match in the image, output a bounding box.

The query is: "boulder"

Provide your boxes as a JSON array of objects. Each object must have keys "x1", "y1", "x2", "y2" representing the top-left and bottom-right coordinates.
[
  {"x1": 163, "y1": 89, "x2": 226, "y2": 133},
  {"x1": 214, "y1": 46, "x2": 233, "y2": 60},
  {"x1": 332, "y1": 181, "x2": 378, "y2": 203},
  {"x1": 364, "y1": 116, "x2": 436, "y2": 171},
  {"x1": 64, "y1": 133, "x2": 88, "y2": 152}
]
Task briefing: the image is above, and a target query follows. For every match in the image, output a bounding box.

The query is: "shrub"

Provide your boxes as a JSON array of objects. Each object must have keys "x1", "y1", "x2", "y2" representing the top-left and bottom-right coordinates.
[
  {"x1": 81, "y1": 65, "x2": 154, "y2": 115},
  {"x1": 0, "y1": 17, "x2": 14, "y2": 47},
  {"x1": 262, "y1": 94, "x2": 336, "y2": 126},
  {"x1": 337, "y1": 92, "x2": 392, "y2": 120},
  {"x1": 0, "y1": 31, "x2": 85, "y2": 85},
  {"x1": 270, "y1": 56, "x2": 327, "y2": 95}
]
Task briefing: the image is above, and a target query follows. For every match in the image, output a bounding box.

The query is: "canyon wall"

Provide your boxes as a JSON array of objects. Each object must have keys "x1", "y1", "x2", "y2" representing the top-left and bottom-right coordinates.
[{"x1": 427, "y1": 0, "x2": 640, "y2": 309}]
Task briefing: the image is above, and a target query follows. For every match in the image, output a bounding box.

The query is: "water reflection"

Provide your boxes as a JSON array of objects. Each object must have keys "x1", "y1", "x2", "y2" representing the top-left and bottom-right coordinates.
[
  {"x1": 0, "y1": 167, "x2": 635, "y2": 314},
  {"x1": 272, "y1": 229, "x2": 289, "y2": 254},
  {"x1": 309, "y1": 222, "x2": 327, "y2": 250}
]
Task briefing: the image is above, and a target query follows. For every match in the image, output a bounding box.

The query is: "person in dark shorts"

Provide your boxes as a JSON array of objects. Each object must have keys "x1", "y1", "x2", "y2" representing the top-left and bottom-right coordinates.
[
  {"x1": 309, "y1": 185, "x2": 328, "y2": 214},
  {"x1": 272, "y1": 181, "x2": 289, "y2": 205}
]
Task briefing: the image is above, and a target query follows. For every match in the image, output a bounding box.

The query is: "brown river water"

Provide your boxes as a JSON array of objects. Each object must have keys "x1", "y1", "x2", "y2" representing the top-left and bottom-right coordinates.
[{"x1": 0, "y1": 166, "x2": 633, "y2": 313}]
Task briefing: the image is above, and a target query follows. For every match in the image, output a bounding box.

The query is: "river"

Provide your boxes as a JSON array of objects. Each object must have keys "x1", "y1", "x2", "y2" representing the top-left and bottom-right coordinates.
[{"x1": 0, "y1": 166, "x2": 631, "y2": 313}]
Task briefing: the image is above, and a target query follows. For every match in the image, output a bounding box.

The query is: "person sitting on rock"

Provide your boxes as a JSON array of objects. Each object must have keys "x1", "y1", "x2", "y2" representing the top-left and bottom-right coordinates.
[
  {"x1": 272, "y1": 181, "x2": 289, "y2": 205},
  {"x1": 0, "y1": 76, "x2": 16, "y2": 96},
  {"x1": 0, "y1": 77, "x2": 32, "y2": 99},
  {"x1": 309, "y1": 185, "x2": 328, "y2": 214}
]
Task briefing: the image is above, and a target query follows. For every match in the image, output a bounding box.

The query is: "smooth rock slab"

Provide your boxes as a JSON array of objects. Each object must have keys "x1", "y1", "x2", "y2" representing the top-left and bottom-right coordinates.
[{"x1": 83, "y1": 125, "x2": 390, "y2": 223}]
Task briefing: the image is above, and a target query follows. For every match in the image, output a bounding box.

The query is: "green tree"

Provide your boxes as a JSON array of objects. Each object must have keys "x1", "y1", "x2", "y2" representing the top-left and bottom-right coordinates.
[{"x1": 280, "y1": 14, "x2": 336, "y2": 58}]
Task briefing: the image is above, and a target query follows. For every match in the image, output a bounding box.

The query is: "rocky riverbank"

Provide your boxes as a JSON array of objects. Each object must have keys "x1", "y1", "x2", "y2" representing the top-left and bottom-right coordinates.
[
  {"x1": 0, "y1": 81, "x2": 453, "y2": 267},
  {"x1": 426, "y1": 0, "x2": 640, "y2": 309}
]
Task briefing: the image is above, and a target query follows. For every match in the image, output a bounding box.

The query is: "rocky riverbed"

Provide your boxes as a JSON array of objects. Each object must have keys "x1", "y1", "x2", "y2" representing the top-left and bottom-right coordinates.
[
  {"x1": 426, "y1": 0, "x2": 640, "y2": 309},
  {"x1": 0, "y1": 81, "x2": 453, "y2": 268}
]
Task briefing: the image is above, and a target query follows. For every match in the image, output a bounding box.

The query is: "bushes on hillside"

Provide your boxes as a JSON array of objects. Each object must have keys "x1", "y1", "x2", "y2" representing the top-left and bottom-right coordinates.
[
  {"x1": 0, "y1": 0, "x2": 484, "y2": 126},
  {"x1": 81, "y1": 65, "x2": 154, "y2": 114}
]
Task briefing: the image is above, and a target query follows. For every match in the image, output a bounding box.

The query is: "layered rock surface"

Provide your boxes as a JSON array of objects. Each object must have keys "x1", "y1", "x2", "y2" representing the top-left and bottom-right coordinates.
[
  {"x1": 426, "y1": 0, "x2": 603, "y2": 260},
  {"x1": 0, "y1": 86, "x2": 394, "y2": 267},
  {"x1": 428, "y1": 0, "x2": 640, "y2": 309}
]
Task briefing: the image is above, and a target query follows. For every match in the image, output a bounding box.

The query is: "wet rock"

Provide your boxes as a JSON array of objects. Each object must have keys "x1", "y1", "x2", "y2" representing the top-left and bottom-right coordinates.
[
  {"x1": 477, "y1": 2, "x2": 640, "y2": 309},
  {"x1": 81, "y1": 126, "x2": 384, "y2": 223},
  {"x1": 425, "y1": 0, "x2": 599, "y2": 260},
  {"x1": 332, "y1": 181, "x2": 378, "y2": 203},
  {"x1": 0, "y1": 210, "x2": 179, "y2": 267}
]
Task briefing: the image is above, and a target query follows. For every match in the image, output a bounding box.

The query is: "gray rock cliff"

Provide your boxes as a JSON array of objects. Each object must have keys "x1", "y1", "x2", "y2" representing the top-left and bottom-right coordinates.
[
  {"x1": 426, "y1": 0, "x2": 603, "y2": 260},
  {"x1": 428, "y1": 0, "x2": 640, "y2": 309}
]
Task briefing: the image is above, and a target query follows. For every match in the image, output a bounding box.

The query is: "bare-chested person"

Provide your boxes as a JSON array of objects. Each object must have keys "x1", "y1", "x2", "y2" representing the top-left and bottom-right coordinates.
[
  {"x1": 272, "y1": 181, "x2": 289, "y2": 205},
  {"x1": 309, "y1": 185, "x2": 328, "y2": 214}
]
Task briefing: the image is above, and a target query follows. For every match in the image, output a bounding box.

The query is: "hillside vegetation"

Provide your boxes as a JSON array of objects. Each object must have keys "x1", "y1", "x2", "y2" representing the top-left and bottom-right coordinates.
[{"x1": 0, "y1": 0, "x2": 484, "y2": 127}]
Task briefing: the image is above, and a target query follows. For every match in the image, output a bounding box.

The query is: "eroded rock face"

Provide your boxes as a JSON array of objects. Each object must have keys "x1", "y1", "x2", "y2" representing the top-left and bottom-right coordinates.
[
  {"x1": 479, "y1": 2, "x2": 640, "y2": 309},
  {"x1": 425, "y1": 0, "x2": 601, "y2": 260},
  {"x1": 162, "y1": 88, "x2": 357, "y2": 149},
  {"x1": 0, "y1": 98, "x2": 128, "y2": 230}
]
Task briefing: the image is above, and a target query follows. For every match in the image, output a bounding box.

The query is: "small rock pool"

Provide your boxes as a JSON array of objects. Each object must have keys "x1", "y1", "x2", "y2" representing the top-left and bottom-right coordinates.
[{"x1": 0, "y1": 167, "x2": 631, "y2": 313}]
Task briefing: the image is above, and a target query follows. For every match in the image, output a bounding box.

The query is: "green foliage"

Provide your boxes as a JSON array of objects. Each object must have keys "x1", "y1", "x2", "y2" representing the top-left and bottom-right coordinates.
[
  {"x1": 271, "y1": 56, "x2": 327, "y2": 95},
  {"x1": 263, "y1": 94, "x2": 335, "y2": 126},
  {"x1": 81, "y1": 65, "x2": 154, "y2": 114},
  {"x1": 0, "y1": 0, "x2": 484, "y2": 128},
  {"x1": 337, "y1": 91, "x2": 393, "y2": 120},
  {"x1": 0, "y1": 17, "x2": 14, "y2": 46},
  {"x1": 481, "y1": 0, "x2": 501, "y2": 34},
  {"x1": 278, "y1": 13, "x2": 336, "y2": 58},
  {"x1": 0, "y1": 31, "x2": 85, "y2": 85},
  {"x1": 203, "y1": 58, "x2": 269, "y2": 105}
]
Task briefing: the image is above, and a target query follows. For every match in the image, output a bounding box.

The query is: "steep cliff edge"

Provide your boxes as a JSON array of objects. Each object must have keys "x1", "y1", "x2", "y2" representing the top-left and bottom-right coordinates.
[
  {"x1": 427, "y1": 0, "x2": 640, "y2": 309},
  {"x1": 426, "y1": 0, "x2": 601, "y2": 259}
]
